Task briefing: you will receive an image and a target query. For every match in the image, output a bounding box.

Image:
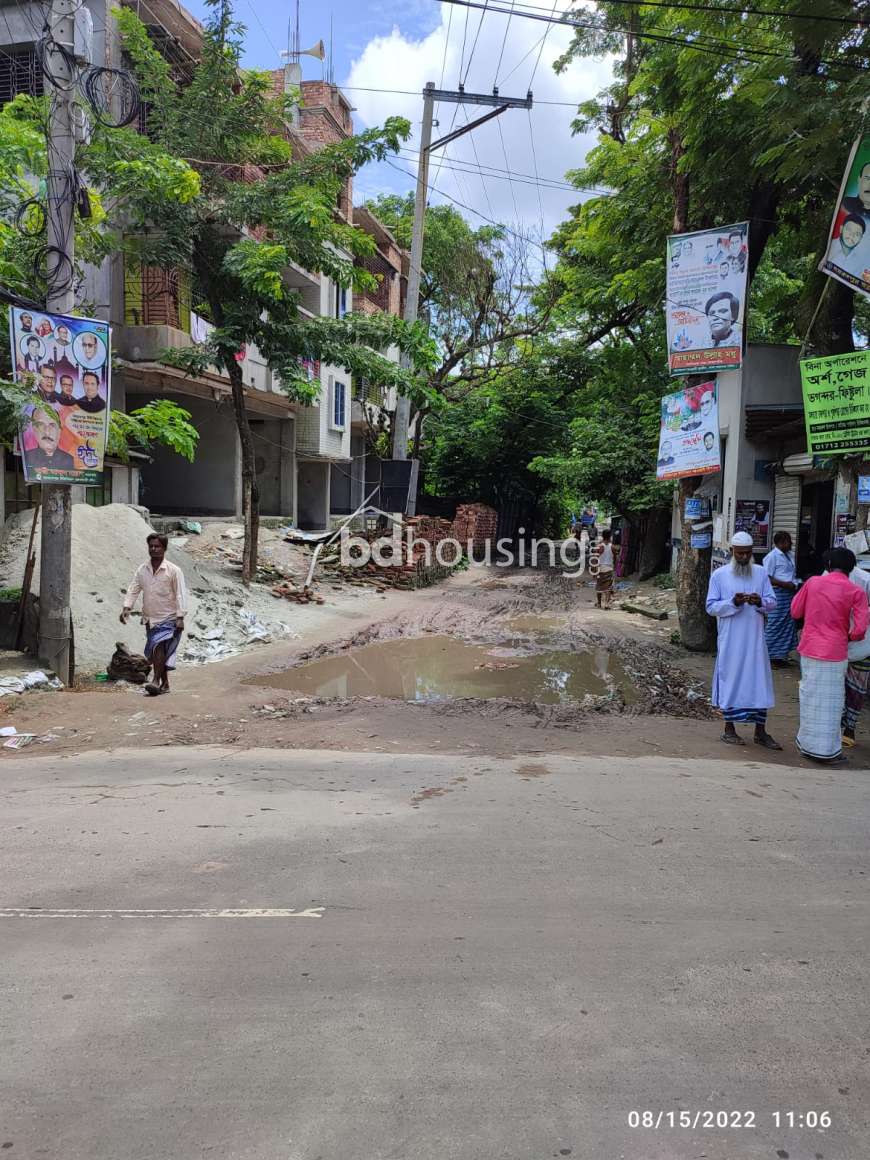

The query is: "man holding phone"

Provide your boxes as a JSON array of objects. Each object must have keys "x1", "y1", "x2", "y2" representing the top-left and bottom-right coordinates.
[{"x1": 705, "y1": 530, "x2": 781, "y2": 749}]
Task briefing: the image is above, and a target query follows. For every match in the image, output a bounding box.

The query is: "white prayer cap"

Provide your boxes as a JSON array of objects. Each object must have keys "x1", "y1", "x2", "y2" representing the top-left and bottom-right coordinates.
[{"x1": 731, "y1": 531, "x2": 754, "y2": 547}]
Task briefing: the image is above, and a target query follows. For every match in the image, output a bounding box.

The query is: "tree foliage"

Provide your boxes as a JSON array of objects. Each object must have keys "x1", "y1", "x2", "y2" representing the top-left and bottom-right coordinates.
[
  {"x1": 365, "y1": 193, "x2": 552, "y2": 453},
  {"x1": 115, "y1": 0, "x2": 436, "y2": 579}
]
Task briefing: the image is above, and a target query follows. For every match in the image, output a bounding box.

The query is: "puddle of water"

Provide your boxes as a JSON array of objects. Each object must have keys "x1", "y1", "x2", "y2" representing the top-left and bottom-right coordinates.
[{"x1": 249, "y1": 635, "x2": 638, "y2": 705}]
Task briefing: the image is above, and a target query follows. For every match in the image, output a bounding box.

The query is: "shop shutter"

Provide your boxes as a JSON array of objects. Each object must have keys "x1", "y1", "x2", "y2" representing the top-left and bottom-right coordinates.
[{"x1": 773, "y1": 473, "x2": 801, "y2": 543}]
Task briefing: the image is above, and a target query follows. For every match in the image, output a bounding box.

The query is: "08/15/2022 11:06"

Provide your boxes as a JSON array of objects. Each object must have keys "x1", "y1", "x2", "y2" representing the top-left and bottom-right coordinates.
[{"x1": 627, "y1": 1110, "x2": 831, "y2": 1130}]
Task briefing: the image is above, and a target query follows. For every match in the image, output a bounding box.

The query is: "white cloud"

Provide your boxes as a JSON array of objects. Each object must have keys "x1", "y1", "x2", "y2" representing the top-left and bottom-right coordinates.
[{"x1": 343, "y1": 4, "x2": 614, "y2": 244}]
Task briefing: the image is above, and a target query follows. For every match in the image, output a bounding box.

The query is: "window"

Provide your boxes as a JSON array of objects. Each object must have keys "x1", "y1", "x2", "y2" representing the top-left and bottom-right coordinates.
[
  {"x1": 330, "y1": 376, "x2": 346, "y2": 430},
  {"x1": 334, "y1": 283, "x2": 348, "y2": 318},
  {"x1": 0, "y1": 46, "x2": 43, "y2": 107}
]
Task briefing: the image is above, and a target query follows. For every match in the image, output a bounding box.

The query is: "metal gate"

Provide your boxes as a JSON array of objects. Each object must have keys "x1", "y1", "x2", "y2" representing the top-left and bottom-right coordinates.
[{"x1": 773, "y1": 473, "x2": 801, "y2": 544}]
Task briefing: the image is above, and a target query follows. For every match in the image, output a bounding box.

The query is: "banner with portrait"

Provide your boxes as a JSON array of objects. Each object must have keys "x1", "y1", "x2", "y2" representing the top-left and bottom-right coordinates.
[
  {"x1": 665, "y1": 223, "x2": 749, "y2": 375},
  {"x1": 656, "y1": 379, "x2": 721, "y2": 481},
  {"x1": 9, "y1": 307, "x2": 111, "y2": 485},
  {"x1": 819, "y1": 135, "x2": 870, "y2": 300},
  {"x1": 734, "y1": 499, "x2": 770, "y2": 550}
]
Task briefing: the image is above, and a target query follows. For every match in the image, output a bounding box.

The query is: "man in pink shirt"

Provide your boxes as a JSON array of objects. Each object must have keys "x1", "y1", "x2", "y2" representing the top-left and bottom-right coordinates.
[{"x1": 790, "y1": 547, "x2": 869, "y2": 764}]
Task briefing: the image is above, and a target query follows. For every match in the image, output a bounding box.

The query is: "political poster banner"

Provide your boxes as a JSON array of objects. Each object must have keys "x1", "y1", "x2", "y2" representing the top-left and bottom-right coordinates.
[
  {"x1": 800, "y1": 349, "x2": 870, "y2": 455},
  {"x1": 819, "y1": 135, "x2": 870, "y2": 300},
  {"x1": 10, "y1": 307, "x2": 111, "y2": 485},
  {"x1": 656, "y1": 379, "x2": 721, "y2": 481},
  {"x1": 665, "y1": 222, "x2": 748, "y2": 375},
  {"x1": 735, "y1": 499, "x2": 770, "y2": 550}
]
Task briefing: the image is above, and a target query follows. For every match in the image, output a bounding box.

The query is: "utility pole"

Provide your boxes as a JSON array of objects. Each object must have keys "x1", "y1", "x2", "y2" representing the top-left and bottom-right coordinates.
[
  {"x1": 39, "y1": 0, "x2": 77, "y2": 684},
  {"x1": 392, "y1": 82, "x2": 533, "y2": 475}
]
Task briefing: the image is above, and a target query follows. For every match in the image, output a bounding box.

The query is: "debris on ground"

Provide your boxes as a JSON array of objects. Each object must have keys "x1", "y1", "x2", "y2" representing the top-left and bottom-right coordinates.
[
  {"x1": 0, "y1": 670, "x2": 63, "y2": 696},
  {"x1": 3, "y1": 732, "x2": 36, "y2": 749},
  {"x1": 107, "y1": 642, "x2": 150, "y2": 684},
  {"x1": 620, "y1": 602, "x2": 669, "y2": 620}
]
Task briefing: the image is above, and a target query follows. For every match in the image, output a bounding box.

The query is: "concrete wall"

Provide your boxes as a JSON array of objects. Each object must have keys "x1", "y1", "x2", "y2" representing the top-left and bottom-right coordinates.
[
  {"x1": 128, "y1": 392, "x2": 240, "y2": 516},
  {"x1": 249, "y1": 416, "x2": 294, "y2": 517},
  {"x1": 297, "y1": 460, "x2": 330, "y2": 529},
  {"x1": 329, "y1": 435, "x2": 365, "y2": 514}
]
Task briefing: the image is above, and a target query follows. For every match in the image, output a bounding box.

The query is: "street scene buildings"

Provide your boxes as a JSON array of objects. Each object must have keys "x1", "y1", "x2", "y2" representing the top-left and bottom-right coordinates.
[{"x1": 0, "y1": 0, "x2": 868, "y2": 1157}]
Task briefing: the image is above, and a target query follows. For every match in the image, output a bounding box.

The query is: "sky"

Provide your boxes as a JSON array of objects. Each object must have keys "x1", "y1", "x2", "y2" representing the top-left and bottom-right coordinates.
[{"x1": 184, "y1": 0, "x2": 614, "y2": 245}]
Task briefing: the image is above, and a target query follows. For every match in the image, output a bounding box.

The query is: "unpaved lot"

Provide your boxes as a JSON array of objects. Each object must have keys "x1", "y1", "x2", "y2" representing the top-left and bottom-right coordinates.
[{"x1": 0, "y1": 567, "x2": 860, "y2": 768}]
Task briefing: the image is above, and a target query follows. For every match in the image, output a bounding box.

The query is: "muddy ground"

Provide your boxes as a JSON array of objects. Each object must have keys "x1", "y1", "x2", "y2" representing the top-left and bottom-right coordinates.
[{"x1": 2, "y1": 565, "x2": 865, "y2": 768}]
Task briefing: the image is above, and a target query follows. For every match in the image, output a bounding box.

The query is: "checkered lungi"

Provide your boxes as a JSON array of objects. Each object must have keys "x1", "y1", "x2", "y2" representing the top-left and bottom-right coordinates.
[
  {"x1": 765, "y1": 587, "x2": 797, "y2": 661},
  {"x1": 842, "y1": 657, "x2": 870, "y2": 734},
  {"x1": 796, "y1": 655, "x2": 848, "y2": 761}
]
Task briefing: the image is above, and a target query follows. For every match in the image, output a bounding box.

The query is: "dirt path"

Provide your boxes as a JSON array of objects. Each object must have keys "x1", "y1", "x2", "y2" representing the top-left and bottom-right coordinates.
[{"x1": 2, "y1": 566, "x2": 864, "y2": 769}]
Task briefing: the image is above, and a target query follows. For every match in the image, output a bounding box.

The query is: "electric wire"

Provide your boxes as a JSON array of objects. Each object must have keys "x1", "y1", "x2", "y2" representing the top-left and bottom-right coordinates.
[
  {"x1": 462, "y1": 0, "x2": 490, "y2": 86},
  {"x1": 494, "y1": 0, "x2": 516, "y2": 86},
  {"x1": 338, "y1": 85, "x2": 591, "y2": 107},
  {"x1": 494, "y1": 117, "x2": 520, "y2": 223},
  {"x1": 434, "y1": 0, "x2": 870, "y2": 73},
  {"x1": 527, "y1": 108, "x2": 547, "y2": 259},
  {"x1": 399, "y1": 146, "x2": 585, "y2": 191},
  {"x1": 527, "y1": 0, "x2": 561, "y2": 91},
  {"x1": 462, "y1": 106, "x2": 496, "y2": 218}
]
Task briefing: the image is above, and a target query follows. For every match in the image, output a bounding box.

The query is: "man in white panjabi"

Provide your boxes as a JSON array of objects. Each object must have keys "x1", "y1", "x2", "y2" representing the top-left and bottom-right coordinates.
[{"x1": 705, "y1": 530, "x2": 782, "y2": 749}]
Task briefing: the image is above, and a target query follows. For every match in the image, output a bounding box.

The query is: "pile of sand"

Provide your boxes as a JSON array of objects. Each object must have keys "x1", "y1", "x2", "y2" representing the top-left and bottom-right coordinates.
[
  {"x1": 0, "y1": 505, "x2": 373, "y2": 675},
  {"x1": 0, "y1": 504, "x2": 206, "y2": 673}
]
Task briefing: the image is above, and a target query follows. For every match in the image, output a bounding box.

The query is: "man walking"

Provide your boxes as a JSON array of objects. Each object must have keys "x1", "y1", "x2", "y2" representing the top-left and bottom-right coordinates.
[
  {"x1": 790, "y1": 547, "x2": 869, "y2": 764},
  {"x1": 762, "y1": 531, "x2": 800, "y2": 666},
  {"x1": 120, "y1": 533, "x2": 187, "y2": 697},
  {"x1": 705, "y1": 531, "x2": 781, "y2": 749},
  {"x1": 593, "y1": 528, "x2": 615, "y2": 609}
]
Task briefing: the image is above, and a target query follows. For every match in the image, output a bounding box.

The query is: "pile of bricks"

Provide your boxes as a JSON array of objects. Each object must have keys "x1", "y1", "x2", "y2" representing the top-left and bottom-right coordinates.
[
  {"x1": 320, "y1": 520, "x2": 462, "y2": 590},
  {"x1": 451, "y1": 503, "x2": 499, "y2": 552},
  {"x1": 404, "y1": 515, "x2": 454, "y2": 548},
  {"x1": 270, "y1": 583, "x2": 325, "y2": 605}
]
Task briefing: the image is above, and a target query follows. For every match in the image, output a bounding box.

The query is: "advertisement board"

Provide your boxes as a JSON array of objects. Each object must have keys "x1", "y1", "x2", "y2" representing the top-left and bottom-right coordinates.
[
  {"x1": 10, "y1": 307, "x2": 111, "y2": 485},
  {"x1": 656, "y1": 380, "x2": 720, "y2": 481},
  {"x1": 665, "y1": 223, "x2": 748, "y2": 375}
]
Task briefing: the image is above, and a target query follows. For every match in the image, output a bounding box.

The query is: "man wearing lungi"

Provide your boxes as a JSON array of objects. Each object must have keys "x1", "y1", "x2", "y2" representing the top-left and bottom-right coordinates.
[
  {"x1": 705, "y1": 531, "x2": 781, "y2": 749},
  {"x1": 120, "y1": 533, "x2": 187, "y2": 697},
  {"x1": 593, "y1": 528, "x2": 615, "y2": 609},
  {"x1": 790, "y1": 547, "x2": 868, "y2": 765},
  {"x1": 762, "y1": 531, "x2": 800, "y2": 666}
]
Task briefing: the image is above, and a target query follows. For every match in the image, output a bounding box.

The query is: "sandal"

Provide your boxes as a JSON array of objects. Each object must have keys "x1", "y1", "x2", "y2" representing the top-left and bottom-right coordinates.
[
  {"x1": 754, "y1": 733, "x2": 783, "y2": 751},
  {"x1": 842, "y1": 735, "x2": 856, "y2": 748}
]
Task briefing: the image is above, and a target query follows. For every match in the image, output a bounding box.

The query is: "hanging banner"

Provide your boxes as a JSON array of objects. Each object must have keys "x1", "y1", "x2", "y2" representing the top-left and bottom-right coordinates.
[
  {"x1": 665, "y1": 222, "x2": 749, "y2": 375},
  {"x1": 800, "y1": 349, "x2": 870, "y2": 455},
  {"x1": 819, "y1": 135, "x2": 870, "y2": 300},
  {"x1": 656, "y1": 380, "x2": 720, "y2": 481},
  {"x1": 10, "y1": 307, "x2": 111, "y2": 485}
]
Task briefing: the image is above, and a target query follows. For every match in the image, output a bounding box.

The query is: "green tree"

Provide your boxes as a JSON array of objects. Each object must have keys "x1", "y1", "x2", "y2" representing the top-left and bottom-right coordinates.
[
  {"x1": 114, "y1": 0, "x2": 435, "y2": 581},
  {"x1": 365, "y1": 194, "x2": 551, "y2": 457},
  {"x1": 425, "y1": 347, "x2": 573, "y2": 535},
  {"x1": 0, "y1": 95, "x2": 200, "y2": 468},
  {"x1": 548, "y1": 0, "x2": 868, "y2": 646}
]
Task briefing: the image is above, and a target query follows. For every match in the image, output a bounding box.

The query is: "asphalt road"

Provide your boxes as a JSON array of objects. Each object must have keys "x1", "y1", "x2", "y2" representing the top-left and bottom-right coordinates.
[{"x1": 2, "y1": 747, "x2": 868, "y2": 1160}]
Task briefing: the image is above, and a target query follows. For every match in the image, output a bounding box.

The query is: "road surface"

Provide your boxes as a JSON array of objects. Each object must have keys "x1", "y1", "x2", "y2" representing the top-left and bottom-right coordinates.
[{"x1": 2, "y1": 747, "x2": 868, "y2": 1159}]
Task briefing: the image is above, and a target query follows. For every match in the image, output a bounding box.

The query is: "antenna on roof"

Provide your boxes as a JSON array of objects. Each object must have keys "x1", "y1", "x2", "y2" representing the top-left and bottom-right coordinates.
[{"x1": 328, "y1": 12, "x2": 334, "y2": 84}]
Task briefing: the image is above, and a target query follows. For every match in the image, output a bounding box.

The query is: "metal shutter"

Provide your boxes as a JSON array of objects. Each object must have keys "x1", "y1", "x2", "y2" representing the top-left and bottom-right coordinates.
[{"x1": 773, "y1": 473, "x2": 801, "y2": 544}]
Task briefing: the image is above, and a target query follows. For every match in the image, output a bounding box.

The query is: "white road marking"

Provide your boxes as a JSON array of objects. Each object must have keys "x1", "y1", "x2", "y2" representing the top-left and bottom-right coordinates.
[{"x1": 0, "y1": 907, "x2": 325, "y2": 919}]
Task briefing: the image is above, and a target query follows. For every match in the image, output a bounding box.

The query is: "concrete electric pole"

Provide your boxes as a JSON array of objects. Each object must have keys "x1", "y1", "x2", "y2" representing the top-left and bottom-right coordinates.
[
  {"x1": 39, "y1": 0, "x2": 77, "y2": 684},
  {"x1": 391, "y1": 82, "x2": 533, "y2": 480}
]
